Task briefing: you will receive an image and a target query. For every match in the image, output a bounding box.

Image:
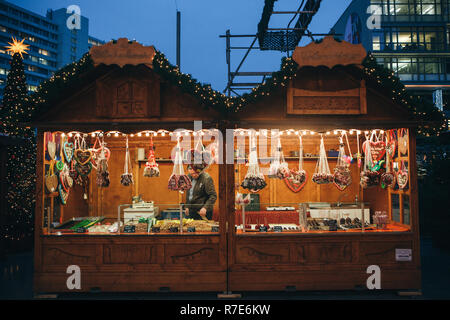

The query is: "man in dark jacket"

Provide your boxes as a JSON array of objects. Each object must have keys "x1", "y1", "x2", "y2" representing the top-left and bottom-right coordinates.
[{"x1": 184, "y1": 165, "x2": 217, "y2": 220}]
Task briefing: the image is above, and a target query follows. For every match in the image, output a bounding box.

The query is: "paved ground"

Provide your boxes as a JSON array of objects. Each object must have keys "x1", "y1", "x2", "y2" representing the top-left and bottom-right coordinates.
[{"x1": 1, "y1": 237, "x2": 449, "y2": 300}]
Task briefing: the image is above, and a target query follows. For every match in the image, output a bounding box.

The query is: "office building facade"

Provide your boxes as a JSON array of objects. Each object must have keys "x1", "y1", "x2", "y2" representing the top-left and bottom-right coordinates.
[
  {"x1": 331, "y1": 0, "x2": 450, "y2": 128},
  {"x1": 0, "y1": 0, "x2": 103, "y2": 101}
]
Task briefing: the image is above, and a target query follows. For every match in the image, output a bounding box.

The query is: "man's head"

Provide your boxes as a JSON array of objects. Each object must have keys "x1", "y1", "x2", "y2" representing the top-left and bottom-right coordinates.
[{"x1": 187, "y1": 165, "x2": 201, "y2": 179}]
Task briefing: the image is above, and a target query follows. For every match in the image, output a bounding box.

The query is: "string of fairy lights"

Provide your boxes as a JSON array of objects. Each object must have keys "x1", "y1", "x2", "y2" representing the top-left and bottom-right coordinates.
[{"x1": 51, "y1": 128, "x2": 388, "y2": 139}]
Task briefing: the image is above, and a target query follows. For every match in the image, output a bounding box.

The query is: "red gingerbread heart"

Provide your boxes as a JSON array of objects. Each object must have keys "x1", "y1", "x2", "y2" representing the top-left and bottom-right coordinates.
[
  {"x1": 363, "y1": 140, "x2": 386, "y2": 162},
  {"x1": 284, "y1": 169, "x2": 307, "y2": 193}
]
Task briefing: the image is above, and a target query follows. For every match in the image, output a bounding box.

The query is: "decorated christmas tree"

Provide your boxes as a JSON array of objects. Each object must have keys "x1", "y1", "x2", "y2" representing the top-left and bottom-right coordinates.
[{"x1": 1, "y1": 38, "x2": 36, "y2": 253}]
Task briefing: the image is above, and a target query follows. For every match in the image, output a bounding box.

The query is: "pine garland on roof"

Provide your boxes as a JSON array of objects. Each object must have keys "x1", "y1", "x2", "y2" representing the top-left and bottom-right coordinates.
[{"x1": 28, "y1": 45, "x2": 446, "y2": 136}]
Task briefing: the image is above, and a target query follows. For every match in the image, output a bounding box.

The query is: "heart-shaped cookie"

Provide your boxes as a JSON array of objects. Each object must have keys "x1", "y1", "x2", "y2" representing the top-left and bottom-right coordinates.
[
  {"x1": 74, "y1": 149, "x2": 93, "y2": 165},
  {"x1": 398, "y1": 134, "x2": 408, "y2": 156},
  {"x1": 58, "y1": 184, "x2": 69, "y2": 205},
  {"x1": 91, "y1": 147, "x2": 111, "y2": 169},
  {"x1": 397, "y1": 170, "x2": 408, "y2": 190},
  {"x1": 363, "y1": 140, "x2": 386, "y2": 162},
  {"x1": 75, "y1": 162, "x2": 93, "y2": 176},
  {"x1": 386, "y1": 140, "x2": 396, "y2": 158},
  {"x1": 284, "y1": 169, "x2": 307, "y2": 193},
  {"x1": 63, "y1": 142, "x2": 74, "y2": 163},
  {"x1": 47, "y1": 141, "x2": 56, "y2": 160},
  {"x1": 45, "y1": 174, "x2": 58, "y2": 193}
]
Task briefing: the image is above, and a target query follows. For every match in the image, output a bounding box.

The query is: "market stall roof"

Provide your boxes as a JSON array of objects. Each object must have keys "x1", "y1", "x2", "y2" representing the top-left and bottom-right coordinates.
[{"x1": 26, "y1": 37, "x2": 446, "y2": 135}]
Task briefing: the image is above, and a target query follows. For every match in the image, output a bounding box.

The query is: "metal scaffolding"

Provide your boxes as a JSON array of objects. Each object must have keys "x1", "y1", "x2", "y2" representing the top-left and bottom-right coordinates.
[{"x1": 220, "y1": 0, "x2": 324, "y2": 97}]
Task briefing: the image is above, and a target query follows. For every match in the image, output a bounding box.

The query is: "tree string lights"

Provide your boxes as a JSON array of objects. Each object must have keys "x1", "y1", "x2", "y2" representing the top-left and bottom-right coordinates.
[{"x1": 1, "y1": 39, "x2": 36, "y2": 251}]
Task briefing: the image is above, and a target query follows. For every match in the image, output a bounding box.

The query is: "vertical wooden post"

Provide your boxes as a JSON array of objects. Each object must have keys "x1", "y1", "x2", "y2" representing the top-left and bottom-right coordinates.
[{"x1": 409, "y1": 129, "x2": 421, "y2": 271}]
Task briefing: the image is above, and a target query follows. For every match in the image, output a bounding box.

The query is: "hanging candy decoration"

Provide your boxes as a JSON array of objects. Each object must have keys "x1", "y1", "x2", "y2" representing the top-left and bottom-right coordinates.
[
  {"x1": 59, "y1": 163, "x2": 71, "y2": 194},
  {"x1": 74, "y1": 135, "x2": 92, "y2": 177},
  {"x1": 63, "y1": 140, "x2": 74, "y2": 163},
  {"x1": 386, "y1": 129, "x2": 397, "y2": 159},
  {"x1": 55, "y1": 160, "x2": 64, "y2": 172},
  {"x1": 95, "y1": 136, "x2": 110, "y2": 187},
  {"x1": 120, "y1": 135, "x2": 133, "y2": 186},
  {"x1": 381, "y1": 135, "x2": 396, "y2": 189},
  {"x1": 285, "y1": 135, "x2": 307, "y2": 193},
  {"x1": 143, "y1": 135, "x2": 160, "y2": 177},
  {"x1": 69, "y1": 159, "x2": 79, "y2": 180},
  {"x1": 333, "y1": 134, "x2": 352, "y2": 191},
  {"x1": 360, "y1": 133, "x2": 380, "y2": 189},
  {"x1": 268, "y1": 134, "x2": 290, "y2": 180},
  {"x1": 356, "y1": 131, "x2": 362, "y2": 169},
  {"x1": 90, "y1": 135, "x2": 110, "y2": 170},
  {"x1": 47, "y1": 132, "x2": 56, "y2": 160},
  {"x1": 398, "y1": 128, "x2": 408, "y2": 156},
  {"x1": 241, "y1": 131, "x2": 267, "y2": 193},
  {"x1": 235, "y1": 192, "x2": 251, "y2": 206},
  {"x1": 58, "y1": 183, "x2": 69, "y2": 205},
  {"x1": 396, "y1": 160, "x2": 409, "y2": 190},
  {"x1": 168, "y1": 137, "x2": 192, "y2": 193},
  {"x1": 312, "y1": 135, "x2": 334, "y2": 184},
  {"x1": 186, "y1": 136, "x2": 211, "y2": 174},
  {"x1": 362, "y1": 130, "x2": 386, "y2": 170},
  {"x1": 45, "y1": 160, "x2": 58, "y2": 193}
]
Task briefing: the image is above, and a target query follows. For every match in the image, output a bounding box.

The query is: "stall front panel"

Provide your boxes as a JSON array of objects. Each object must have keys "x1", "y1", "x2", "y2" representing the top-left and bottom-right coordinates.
[{"x1": 33, "y1": 40, "x2": 227, "y2": 293}]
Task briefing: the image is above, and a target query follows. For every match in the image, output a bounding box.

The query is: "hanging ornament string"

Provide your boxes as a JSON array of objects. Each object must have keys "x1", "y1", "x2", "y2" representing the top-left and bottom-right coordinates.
[
  {"x1": 344, "y1": 132, "x2": 353, "y2": 164},
  {"x1": 312, "y1": 134, "x2": 333, "y2": 184},
  {"x1": 241, "y1": 131, "x2": 266, "y2": 193},
  {"x1": 381, "y1": 134, "x2": 396, "y2": 189},
  {"x1": 168, "y1": 137, "x2": 192, "y2": 192},
  {"x1": 356, "y1": 131, "x2": 362, "y2": 169},
  {"x1": 285, "y1": 134, "x2": 307, "y2": 192},
  {"x1": 120, "y1": 135, "x2": 133, "y2": 186},
  {"x1": 333, "y1": 134, "x2": 352, "y2": 191},
  {"x1": 144, "y1": 135, "x2": 160, "y2": 177},
  {"x1": 360, "y1": 133, "x2": 380, "y2": 188}
]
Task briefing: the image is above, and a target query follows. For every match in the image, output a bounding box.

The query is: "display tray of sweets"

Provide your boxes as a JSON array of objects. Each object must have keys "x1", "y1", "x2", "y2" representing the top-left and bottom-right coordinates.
[{"x1": 53, "y1": 216, "x2": 105, "y2": 233}]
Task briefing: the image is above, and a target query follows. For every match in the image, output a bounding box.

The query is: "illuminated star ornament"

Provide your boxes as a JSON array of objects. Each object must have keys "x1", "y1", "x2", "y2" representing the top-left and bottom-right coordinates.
[{"x1": 5, "y1": 37, "x2": 29, "y2": 58}]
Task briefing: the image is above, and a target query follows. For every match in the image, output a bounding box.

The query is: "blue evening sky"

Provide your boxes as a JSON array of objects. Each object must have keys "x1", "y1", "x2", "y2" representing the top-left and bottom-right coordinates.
[{"x1": 13, "y1": 0, "x2": 353, "y2": 94}]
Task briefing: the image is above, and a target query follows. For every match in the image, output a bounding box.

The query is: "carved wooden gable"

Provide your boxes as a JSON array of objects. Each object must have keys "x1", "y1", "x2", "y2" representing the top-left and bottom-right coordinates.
[
  {"x1": 287, "y1": 79, "x2": 367, "y2": 115},
  {"x1": 287, "y1": 37, "x2": 367, "y2": 116},
  {"x1": 96, "y1": 67, "x2": 160, "y2": 119}
]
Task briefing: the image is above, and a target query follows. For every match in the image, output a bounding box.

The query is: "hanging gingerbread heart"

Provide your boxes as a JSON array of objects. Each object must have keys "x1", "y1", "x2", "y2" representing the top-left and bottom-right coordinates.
[
  {"x1": 284, "y1": 170, "x2": 308, "y2": 193},
  {"x1": 58, "y1": 184, "x2": 69, "y2": 205},
  {"x1": 47, "y1": 140, "x2": 56, "y2": 160},
  {"x1": 45, "y1": 161, "x2": 58, "y2": 193},
  {"x1": 362, "y1": 140, "x2": 386, "y2": 163},
  {"x1": 91, "y1": 147, "x2": 110, "y2": 169},
  {"x1": 74, "y1": 149, "x2": 93, "y2": 165},
  {"x1": 45, "y1": 173, "x2": 58, "y2": 193},
  {"x1": 75, "y1": 162, "x2": 93, "y2": 176},
  {"x1": 397, "y1": 161, "x2": 408, "y2": 190},
  {"x1": 386, "y1": 139, "x2": 396, "y2": 159},
  {"x1": 63, "y1": 141, "x2": 74, "y2": 163},
  {"x1": 59, "y1": 171, "x2": 70, "y2": 193},
  {"x1": 398, "y1": 129, "x2": 408, "y2": 156}
]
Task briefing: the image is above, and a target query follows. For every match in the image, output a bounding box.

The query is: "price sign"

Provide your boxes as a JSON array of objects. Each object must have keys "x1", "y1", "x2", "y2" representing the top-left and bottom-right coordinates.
[
  {"x1": 123, "y1": 225, "x2": 136, "y2": 233},
  {"x1": 211, "y1": 226, "x2": 219, "y2": 233},
  {"x1": 151, "y1": 226, "x2": 160, "y2": 233},
  {"x1": 169, "y1": 227, "x2": 179, "y2": 233},
  {"x1": 75, "y1": 227, "x2": 86, "y2": 233},
  {"x1": 273, "y1": 226, "x2": 283, "y2": 232},
  {"x1": 259, "y1": 225, "x2": 268, "y2": 232},
  {"x1": 187, "y1": 227, "x2": 196, "y2": 233},
  {"x1": 395, "y1": 249, "x2": 412, "y2": 262}
]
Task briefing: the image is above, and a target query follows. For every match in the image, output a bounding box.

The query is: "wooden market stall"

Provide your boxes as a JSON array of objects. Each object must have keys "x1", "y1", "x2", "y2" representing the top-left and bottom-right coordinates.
[
  {"x1": 226, "y1": 37, "x2": 422, "y2": 292},
  {"x1": 31, "y1": 37, "x2": 427, "y2": 294},
  {"x1": 32, "y1": 39, "x2": 228, "y2": 293}
]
